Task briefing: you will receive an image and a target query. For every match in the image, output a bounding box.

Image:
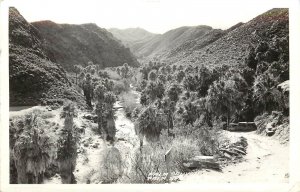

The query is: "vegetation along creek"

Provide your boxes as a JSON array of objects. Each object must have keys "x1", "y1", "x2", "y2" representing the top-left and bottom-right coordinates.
[{"x1": 8, "y1": 7, "x2": 289, "y2": 184}]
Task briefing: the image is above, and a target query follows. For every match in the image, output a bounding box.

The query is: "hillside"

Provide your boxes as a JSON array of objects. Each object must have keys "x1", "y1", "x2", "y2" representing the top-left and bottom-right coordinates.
[
  {"x1": 169, "y1": 8, "x2": 289, "y2": 66},
  {"x1": 132, "y1": 25, "x2": 216, "y2": 60},
  {"x1": 9, "y1": 7, "x2": 85, "y2": 106},
  {"x1": 32, "y1": 21, "x2": 139, "y2": 71},
  {"x1": 108, "y1": 27, "x2": 156, "y2": 49},
  {"x1": 119, "y1": 9, "x2": 288, "y2": 66}
]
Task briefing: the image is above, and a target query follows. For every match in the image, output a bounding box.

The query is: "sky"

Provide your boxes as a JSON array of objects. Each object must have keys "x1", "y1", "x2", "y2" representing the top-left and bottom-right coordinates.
[{"x1": 6, "y1": 0, "x2": 289, "y2": 34}]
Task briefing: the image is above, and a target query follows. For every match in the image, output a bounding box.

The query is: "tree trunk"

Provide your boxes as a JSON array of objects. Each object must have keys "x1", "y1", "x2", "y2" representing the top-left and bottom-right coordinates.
[
  {"x1": 227, "y1": 111, "x2": 230, "y2": 128},
  {"x1": 75, "y1": 73, "x2": 77, "y2": 85},
  {"x1": 86, "y1": 93, "x2": 92, "y2": 108}
]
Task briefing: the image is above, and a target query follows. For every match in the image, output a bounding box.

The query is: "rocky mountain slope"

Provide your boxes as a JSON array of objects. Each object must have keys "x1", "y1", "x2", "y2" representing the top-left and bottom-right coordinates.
[
  {"x1": 167, "y1": 8, "x2": 288, "y2": 66},
  {"x1": 9, "y1": 7, "x2": 85, "y2": 106},
  {"x1": 32, "y1": 21, "x2": 139, "y2": 71}
]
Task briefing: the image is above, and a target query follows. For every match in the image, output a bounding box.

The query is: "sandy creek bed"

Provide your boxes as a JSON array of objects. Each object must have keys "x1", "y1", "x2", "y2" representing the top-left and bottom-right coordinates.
[{"x1": 43, "y1": 89, "x2": 140, "y2": 184}]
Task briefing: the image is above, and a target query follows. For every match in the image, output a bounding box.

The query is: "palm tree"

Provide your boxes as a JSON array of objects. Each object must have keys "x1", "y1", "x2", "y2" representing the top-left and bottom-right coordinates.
[
  {"x1": 57, "y1": 102, "x2": 78, "y2": 184},
  {"x1": 176, "y1": 70, "x2": 185, "y2": 83},
  {"x1": 172, "y1": 65, "x2": 177, "y2": 72},
  {"x1": 148, "y1": 70, "x2": 157, "y2": 82},
  {"x1": 162, "y1": 98, "x2": 176, "y2": 136},
  {"x1": 206, "y1": 76, "x2": 245, "y2": 127},
  {"x1": 83, "y1": 73, "x2": 94, "y2": 108},
  {"x1": 145, "y1": 81, "x2": 158, "y2": 102},
  {"x1": 183, "y1": 75, "x2": 197, "y2": 92},
  {"x1": 136, "y1": 105, "x2": 167, "y2": 143},
  {"x1": 197, "y1": 65, "x2": 212, "y2": 97},
  {"x1": 103, "y1": 92, "x2": 117, "y2": 143},
  {"x1": 253, "y1": 73, "x2": 282, "y2": 113},
  {"x1": 165, "y1": 65, "x2": 172, "y2": 74},
  {"x1": 156, "y1": 81, "x2": 165, "y2": 99},
  {"x1": 13, "y1": 113, "x2": 56, "y2": 184},
  {"x1": 95, "y1": 84, "x2": 107, "y2": 134},
  {"x1": 166, "y1": 83, "x2": 182, "y2": 103},
  {"x1": 73, "y1": 65, "x2": 82, "y2": 85}
]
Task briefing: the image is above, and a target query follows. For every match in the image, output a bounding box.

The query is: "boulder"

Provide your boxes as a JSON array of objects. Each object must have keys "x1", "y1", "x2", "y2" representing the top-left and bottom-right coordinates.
[
  {"x1": 183, "y1": 156, "x2": 221, "y2": 171},
  {"x1": 228, "y1": 122, "x2": 257, "y2": 132}
]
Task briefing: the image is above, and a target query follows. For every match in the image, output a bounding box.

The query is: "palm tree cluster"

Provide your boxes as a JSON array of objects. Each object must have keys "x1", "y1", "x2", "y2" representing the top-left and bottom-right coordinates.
[
  {"x1": 134, "y1": 43, "x2": 288, "y2": 145},
  {"x1": 75, "y1": 61, "x2": 123, "y2": 144},
  {"x1": 246, "y1": 36, "x2": 289, "y2": 115}
]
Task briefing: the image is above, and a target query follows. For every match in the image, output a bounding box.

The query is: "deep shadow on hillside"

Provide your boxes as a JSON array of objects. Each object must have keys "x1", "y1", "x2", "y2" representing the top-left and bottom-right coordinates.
[
  {"x1": 32, "y1": 21, "x2": 139, "y2": 71},
  {"x1": 9, "y1": 7, "x2": 85, "y2": 106}
]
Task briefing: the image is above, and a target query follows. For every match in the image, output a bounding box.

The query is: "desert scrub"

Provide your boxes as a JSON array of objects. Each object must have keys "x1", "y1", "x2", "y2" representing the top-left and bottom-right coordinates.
[
  {"x1": 57, "y1": 102, "x2": 80, "y2": 183},
  {"x1": 119, "y1": 91, "x2": 141, "y2": 118},
  {"x1": 10, "y1": 112, "x2": 57, "y2": 184},
  {"x1": 99, "y1": 146, "x2": 123, "y2": 183},
  {"x1": 173, "y1": 118, "x2": 221, "y2": 156},
  {"x1": 125, "y1": 130, "x2": 201, "y2": 183}
]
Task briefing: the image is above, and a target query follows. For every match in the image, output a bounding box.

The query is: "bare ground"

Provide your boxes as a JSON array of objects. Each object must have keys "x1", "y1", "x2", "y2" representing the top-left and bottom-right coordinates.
[{"x1": 177, "y1": 131, "x2": 289, "y2": 183}]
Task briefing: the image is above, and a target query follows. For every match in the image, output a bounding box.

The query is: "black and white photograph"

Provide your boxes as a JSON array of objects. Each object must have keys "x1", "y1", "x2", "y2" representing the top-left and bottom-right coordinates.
[{"x1": 0, "y1": 0, "x2": 299, "y2": 191}]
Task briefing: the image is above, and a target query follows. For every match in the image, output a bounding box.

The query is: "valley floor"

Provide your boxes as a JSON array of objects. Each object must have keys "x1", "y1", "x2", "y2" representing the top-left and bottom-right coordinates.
[
  {"x1": 9, "y1": 91, "x2": 289, "y2": 184},
  {"x1": 177, "y1": 131, "x2": 289, "y2": 183},
  {"x1": 42, "y1": 90, "x2": 140, "y2": 184}
]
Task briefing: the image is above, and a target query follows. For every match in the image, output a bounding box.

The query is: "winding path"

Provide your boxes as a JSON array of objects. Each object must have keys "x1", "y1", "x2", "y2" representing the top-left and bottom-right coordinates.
[{"x1": 177, "y1": 131, "x2": 289, "y2": 183}]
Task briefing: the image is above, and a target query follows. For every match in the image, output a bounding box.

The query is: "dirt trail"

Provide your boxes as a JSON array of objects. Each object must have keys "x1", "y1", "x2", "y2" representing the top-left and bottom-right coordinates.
[{"x1": 177, "y1": 131, "x2": 289, "y2": 183}]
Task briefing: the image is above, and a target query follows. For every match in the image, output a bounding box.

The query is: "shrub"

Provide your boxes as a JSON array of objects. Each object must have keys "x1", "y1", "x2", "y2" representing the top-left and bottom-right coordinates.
[
  {"x1": 173, "y1": 118, "x2": 220, "y2": 156},
  {"x1": 99, "y1": 146, "x2": 123, "y2": 183},
  {"x1": 126, "y1": 130, "x2": 201, "y2": 183}
]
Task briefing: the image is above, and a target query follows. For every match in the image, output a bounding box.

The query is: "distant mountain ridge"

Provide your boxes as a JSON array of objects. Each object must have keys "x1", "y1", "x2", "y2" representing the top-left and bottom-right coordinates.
[
  {"x1": 32, "y1": 21, "x2": 139, "y2": 71},
  {"x1": 109, "y1": 25, "x2": 221, "y2": 60},
  {"x1": 108, "y1": 27, "x2": 156, "y2": 45},
  {"x1": 110, "y1": 8, "x2": 288, "y2": 67},
  {"x1": 108, "y1": 27, "x2": 157, "y2": 58},
  {"x1": 170, "y1": 8, "x2": 289, "y2": 66}
]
